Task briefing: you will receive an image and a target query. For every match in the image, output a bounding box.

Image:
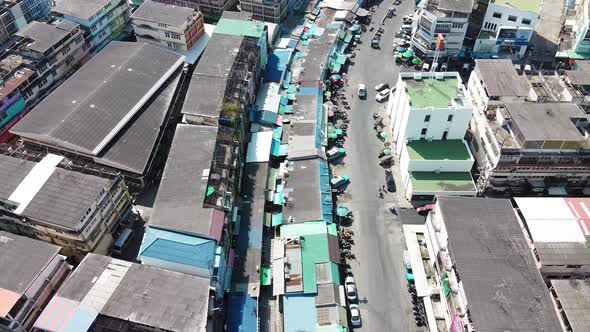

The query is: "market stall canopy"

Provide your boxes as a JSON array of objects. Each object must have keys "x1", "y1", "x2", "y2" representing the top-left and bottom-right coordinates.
[{"x1": 355, "y1": 7, "x2": 369, "y2": 17}]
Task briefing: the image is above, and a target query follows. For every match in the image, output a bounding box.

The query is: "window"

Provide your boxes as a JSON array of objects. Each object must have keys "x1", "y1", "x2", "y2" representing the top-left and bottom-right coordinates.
[
  {"x1": 424, "y1": 115, "x2": 431, "y2": 122},
  {"x1": 508, "y1": 15, "x2": 517, "y2": 22},
  {"x1": 165, "y1": 32, "x2": 171, "y2": 38},
  {"x1": 492, "y1": 12, "x2": 501, "y2": 19},
  {"x1": 447, "y1": 114, "x2": 453, "y2": 122},
  {"x1": 158, "y1": 23, "x2": 168, "y2": 28},
  {"x1": 442, "y1": 130, "x2": 448, "y2": 140},
  {"x1": 522, "y1": 18, "x2": 531, "y2": 25},
  {"x1": 421, "y1": 128, "x2": 427, "y2": 135},
  {"x1": 61, "y1": 45, "x2": 71, "y2": 55},
  {"x1": 452, "y1": 22, "x2": 464, "y2": 29}
]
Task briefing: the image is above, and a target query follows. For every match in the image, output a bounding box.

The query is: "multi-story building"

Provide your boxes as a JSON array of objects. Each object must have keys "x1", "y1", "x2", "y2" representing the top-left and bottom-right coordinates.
[
  {"x1": 33, "y1": 253, "x2": 211, "y2": 332},
  {"x1": 548, "y1": 279, "x2": 590, "y2": 332},
  {"x1": 473, "y1": 0, "x2": 539, "y2": 58},
  {"x1": 467, "y1": 59, "x2": 532, "y2": 116},
  {"x1": 138, "y1": 124, "x2": 236, "y2": 309},
  {"x1": 387, "y1": 71, "x2": 476, "y2": 200},
  {"x1": 557, "y1": 0, "x2": 590, "y2": 59},
  {"x1": 513, "y1": 197, "x2": 590, "y2": 279},
  {"x1": 411, "y1": 0, "x2": 474, "y2": 58},
  {"x1": 404, "y1": 196, "x2": 561, "y2": 331},
  {"x1": 10, "y1": 42, "x2": 187, "y2": 189},
  {"x1": 148, "y1": 0, "x2": 238, "y2": 20},
  {"x1": 468, "y1": 101, "x2": 590, "y2": 194},
  {"x1": 0, "y1": 231, "x2": 70, "y2": 332},
  {"x1": 131, "y1": 1, "x2": 205, "y2": 53},
  {"x1": 0, "y1": 0, "x2": 52, "y2": 45},
  {"x1": 0, "y1": 154, "x2": 133, "y2": 258},
  {"x1": 52, "y1": 0, "x2": 131, "y2": 54},
  {"x1": 239, "y1": 0, "x2": 289, "y2": 23},
  {"x1": 0, "y1": 19, "x2": 88, "y2": 143}
]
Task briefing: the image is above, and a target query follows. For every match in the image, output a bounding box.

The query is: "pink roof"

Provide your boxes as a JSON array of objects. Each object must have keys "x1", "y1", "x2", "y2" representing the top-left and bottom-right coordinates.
[{"x1": 0, "y1": 288, "x2": 20, "y2": 318}]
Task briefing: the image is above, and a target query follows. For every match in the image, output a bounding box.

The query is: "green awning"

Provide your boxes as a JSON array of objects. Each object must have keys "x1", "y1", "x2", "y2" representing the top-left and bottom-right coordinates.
[
  {"x1": 334, "y1": 129, "x2": 343, "y2": 136},
  {"x1": 274, "y1": 192, "x2": 284, "y2": 204},
  {"x1": 287, "y1": 84, "x2": 297, "y2": 94},
  {"x1": 272, "y1": 212, "x2": 283, "y2": 226},
  {"x1": 261, "y1": 267, "x2": 271, "y2": 285},
  {"x1": 335, "y1": 54, "x2": 348, "y2": 65},
  {"x1": 280, "y1": 96, "x2": 289, "y2": 105},
  {"x1": 330, "y1": 63, "x2": 341, "y2": 73},
  {"x1": 206, "y1": 185, "x2": 215, "y2": 196},
  {"x1": 287, "y1": 93, "x2": 296, "y2": 100},
  {"x1": 343, "y1": 34, "x2": 352, "y2": 43},
  {"x1": 441, "y1": 272, "x2": 451, "y2": 296}
]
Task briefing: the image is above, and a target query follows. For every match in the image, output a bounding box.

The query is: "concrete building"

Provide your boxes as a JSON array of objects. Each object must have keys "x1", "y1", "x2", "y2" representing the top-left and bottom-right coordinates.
[
  {"x1": 0, "y1": 19, "x2": 88, "y2": 143},
  {"x1": 404, "y1": 196, "x2": 561, "y2": 332},
  {"x1": 387, "y1": 71, "x2": 476, "y2": 200},
  {"x1": 468, "y1": 101, "x2": 590, "y2": 194},
  {"x1": 513, "y1": 197, "x2": 590, "y2": 279},
  {"x1": 558, "y1": 0, "x2": 590, "y2": 59},
  {"x1": 0, "y1": 231, "x2": 70, "y2": 332},
  {"x1": 467, "y1": 59, "x2": 532, "y2": 116},
  {"x1": 131, "y1": 1, "x2": 205, "y2": 53},
  {"x1": 138, "y1": 124, "x2": 235, "y2": 305},
  {"x1": 473, "y1": 0, "x2": 539, "y2": 58},
  {"x1": 411, "y1": 0, "x2": 474, "y2": 58},
  {"x1": 10, "y1": 42, "x2": 187, "y2": 189},
  {"x1": 0, "y1": 154, "x2": 133, "y2": 258},
  {"x1": 0, "y1": 0, "x2": 52, "y2": 45},
  {"x1": 239, "y1": 0, "x2": 289, "y2": 23},
  {"x1": 148, "y1": 0, "x2": 237, "y2": 20},
  {"x1": 52, "y1": 0, "x2": 131, "y2": 53},
  {"x1": 33, "y1": 253, "x2": 211, "y2": 332}
]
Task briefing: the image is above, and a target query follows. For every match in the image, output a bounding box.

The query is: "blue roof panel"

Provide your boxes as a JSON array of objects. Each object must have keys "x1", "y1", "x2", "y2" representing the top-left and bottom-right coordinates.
[
  {"x1": 283, "y1": 294, "x2": 318, "y2": 332},
  {"x1": 139, "y1": 226, "x2": 216, "y2": 268},
  {"x1": 227, "y1": 292, "x2": 258, "y2": 332}
]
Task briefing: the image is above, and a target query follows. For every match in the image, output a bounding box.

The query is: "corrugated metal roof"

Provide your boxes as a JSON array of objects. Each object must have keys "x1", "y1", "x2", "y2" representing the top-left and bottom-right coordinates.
[
  {"x1": 149, "y1": 124, "x2": 218, "y2": 236},
  {"x1": 52, "y1": 0, "x2": 112, "y2": 20},
  {"x1": 283, "y1": 294, "x2": 318, "y2": 332},
  {"x1": 12, "y1": 42, "x2": 183, "y2": 156},
  {"x1": 139, "y1": 226, "x2": 216, "y2": 269},
  {"x1": 438, "y1": 196, "x2": 562, "y2": 332},
  {"x1": 0, "y1": 155, "x2": 111, "y2": 230},
  {"x1": 475, "y1": 59, "x2": 531, "y2": 97},
  {"x1": 215, "y1": 18, "x2": 266, "y2": 38},
  {"x1": 16, "y1": 21, "x2": 79, "y2": 54},
  {"x1": 40, "y1": 253, "x2": 210, "y2": 332},
  {"x1": 551, "y1": 279, "x2": 590, "y2": 331}
]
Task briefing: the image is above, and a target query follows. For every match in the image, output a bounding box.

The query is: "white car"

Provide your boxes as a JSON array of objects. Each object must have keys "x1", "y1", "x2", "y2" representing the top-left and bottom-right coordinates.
[
  {"x1": 349, "y1": 304, "x2": 362, "y2": 327},
  {"x1": 345, "y1": 276, "x2": 357, "y2": 301},
  {"x1": 376, "y1": 88, "x2": 391, "y2": 102},
  {"x1": 357, "y1": 84, "x2": 367, "y2": 98},
  {"x1": 374, "y1": 83, "x2": 389, "y2": 92}
]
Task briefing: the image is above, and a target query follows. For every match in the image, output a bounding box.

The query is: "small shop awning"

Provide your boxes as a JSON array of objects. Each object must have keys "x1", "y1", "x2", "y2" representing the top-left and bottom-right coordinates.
[
  {"x1": 272, "y1": 212, "x2": 283, "y2": 226},
  {"x1": 355, "y1": 7, "x2": 369, "y2": 17},
  {"x1": 261, "y1": 267, "x2": 272, "y2": 286}
]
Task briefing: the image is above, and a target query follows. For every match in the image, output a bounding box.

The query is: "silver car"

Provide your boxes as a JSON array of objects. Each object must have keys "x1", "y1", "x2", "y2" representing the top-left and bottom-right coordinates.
[
  {"x1": 345, "y1": 276, "x2": 357, "y2": 301},
  {"x1": 349, "y1": 304, "x2": 362, "y2": 327}
]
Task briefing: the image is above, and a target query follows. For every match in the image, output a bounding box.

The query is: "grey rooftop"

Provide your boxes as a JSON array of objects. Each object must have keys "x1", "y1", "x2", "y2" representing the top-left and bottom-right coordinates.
[
  {"x1": 475, "y1": 59, "x2": 531, "y2": 97},
  {"x1": 16, "y1": 20, "x2": 79, "y2": 54},
  {"x1": 504, "y1": 102, "x2": 588, "y2": 142},
  {"x1": 149, "y1": 124, "x2": 218, "y2": 236},
  {"x1": 551, "y1": 279, "x2": 590, "y2": 331},
  {"x1": 437, "y1": 0, "x2": 474, "y2": 13},
  {"x1": 437, "y1": 196, "x2": 562, "y2": 332},
  {"x1": 566, "y1": 60, "x2": 590, "y2": 85},
  {"x1": 53, "y1": 0, "x2": 113, "y2": 20},
  {"x1": 282, "y1": 157, "x2": 323, "y2": 224},
  {"x1": 0, "y1": 154, "x2": 111, "y2": 230},
  {"x1": 131, "y1": 1, "x2": 197, "y2": 27},
  {"x1": 0, "y1": 231, "x2": 62, "y2": 294},
  {"x1": 56, "y1": 253, "x2": 209, "y2": 332},
  {"x1": 11, "y1": 42, "x2": 184, "y2": 174}
]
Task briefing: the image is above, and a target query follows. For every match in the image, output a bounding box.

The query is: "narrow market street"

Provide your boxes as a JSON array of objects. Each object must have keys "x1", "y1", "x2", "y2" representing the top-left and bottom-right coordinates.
[{"x1": 330, "y1": 0, "x2": 418, "y2": 330}]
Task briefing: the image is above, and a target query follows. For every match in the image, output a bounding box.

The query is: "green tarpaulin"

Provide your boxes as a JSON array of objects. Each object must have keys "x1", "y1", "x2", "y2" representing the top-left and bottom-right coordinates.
[
  {"x1": 272, "y1": 213, "x2": 283, "y2": 226},
  {"x1": 261, "y1": 267, "x2": 271, "y2": 285}
]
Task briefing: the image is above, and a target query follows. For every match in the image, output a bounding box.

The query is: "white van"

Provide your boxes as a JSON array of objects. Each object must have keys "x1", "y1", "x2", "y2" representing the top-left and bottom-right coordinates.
[{"x1": 401, "y1": 24, "x2": 412, "y2": 32}]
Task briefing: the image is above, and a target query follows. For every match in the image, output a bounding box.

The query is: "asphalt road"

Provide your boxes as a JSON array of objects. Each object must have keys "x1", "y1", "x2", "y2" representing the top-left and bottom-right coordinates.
[{"x1": 332, "y1": 1, "x2": 418, "y2": 331}]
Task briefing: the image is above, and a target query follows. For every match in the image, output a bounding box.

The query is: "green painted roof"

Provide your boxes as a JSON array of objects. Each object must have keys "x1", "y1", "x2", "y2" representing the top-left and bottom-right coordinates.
[
  {"x1": 215, "y1": 18, "x2": 266, "y2": 37},
  {"x1": 281, "y1": 221, "x2": 338, "y2": 294},
  {"x1": 404, "y1": 77, "x2": 459, "y2": 108},
  {"x1": 494, "y1": 0, "x2": 541, "y2": 14},
  {"x1": 410, "y1": 172, "x2": 476, "y2": 193},
  {"x1": 407, "y1": 140, "x2": 471, "y2": 160}
]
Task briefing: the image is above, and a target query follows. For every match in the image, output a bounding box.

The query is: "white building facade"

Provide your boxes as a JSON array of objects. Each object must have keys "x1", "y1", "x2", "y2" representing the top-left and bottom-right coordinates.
[
  {"x1": 387, "y1": 72, "x2": 476, "y2": 200},
  {"x1": 131, "y1": 1, "x2": 205, "y2": 52},
  {"x1": 411, "y1": 0, "x2": 473, "y2": 58},
  {"x1": 473, "y1": 0, "x2": 539, "y2": 58}
]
